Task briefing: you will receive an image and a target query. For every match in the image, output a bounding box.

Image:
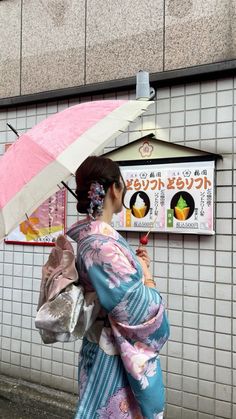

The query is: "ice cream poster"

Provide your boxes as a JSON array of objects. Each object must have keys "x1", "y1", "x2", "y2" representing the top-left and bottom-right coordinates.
[
  {"x1": 4, "y1": 189, "x2": 66, "y2": 245},
  {"x1": 111, "y1": 160, "x2": 215, "y2": 235}
]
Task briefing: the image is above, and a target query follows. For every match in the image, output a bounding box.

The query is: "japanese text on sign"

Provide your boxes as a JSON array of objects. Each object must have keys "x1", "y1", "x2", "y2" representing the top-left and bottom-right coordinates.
[{"x1": 112, "y1": 161, "x2": 215, "y2": 235}]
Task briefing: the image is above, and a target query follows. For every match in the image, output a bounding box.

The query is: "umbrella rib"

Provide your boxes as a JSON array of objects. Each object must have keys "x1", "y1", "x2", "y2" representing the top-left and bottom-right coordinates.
[
  {"x1": 7, "y1": 123, "x2": 19, "y2": 138},
  {"x1": 61, "y1": 181, "x2": 78, "y2": 200}
]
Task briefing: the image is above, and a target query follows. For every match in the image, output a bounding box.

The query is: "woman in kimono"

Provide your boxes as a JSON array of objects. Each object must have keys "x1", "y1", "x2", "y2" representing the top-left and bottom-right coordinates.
[{"x1": 67, "y1": 156, "x2": 170, "y2": 419}]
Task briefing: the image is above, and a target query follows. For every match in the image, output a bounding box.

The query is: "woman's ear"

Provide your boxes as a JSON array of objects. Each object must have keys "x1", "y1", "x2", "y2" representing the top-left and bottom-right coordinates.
[
  {"x1": 109, "y1": 182, "x2": 116, "y2": 199},
  {"x1": 109, "y1": 182, "x2": 120, "y2": 200}
]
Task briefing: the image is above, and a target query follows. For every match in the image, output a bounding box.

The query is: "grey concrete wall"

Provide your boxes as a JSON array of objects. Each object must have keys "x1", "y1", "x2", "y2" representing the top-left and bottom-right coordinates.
[
  {"x1": 0, "y1": 77, "x2": 235, "y2": 418},
  {"x1": 1, "y1": 0, "x2": 236, "y2": 98}
]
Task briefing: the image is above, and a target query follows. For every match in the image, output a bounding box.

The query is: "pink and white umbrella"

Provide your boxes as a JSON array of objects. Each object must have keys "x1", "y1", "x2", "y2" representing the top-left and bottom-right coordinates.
[{"x1": 0, "y1": 100, "x2": 151, "y2": 241}]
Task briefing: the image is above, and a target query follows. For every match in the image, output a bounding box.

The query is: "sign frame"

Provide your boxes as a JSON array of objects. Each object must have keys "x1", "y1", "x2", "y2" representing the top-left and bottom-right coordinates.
[{"x1": 111, "y1": 156, "x2": 217, "y2": 235}]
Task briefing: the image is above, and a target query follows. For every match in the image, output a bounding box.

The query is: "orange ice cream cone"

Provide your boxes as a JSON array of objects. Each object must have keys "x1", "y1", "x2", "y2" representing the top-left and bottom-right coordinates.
[
  {"x1": 133, "y1": 205, "x2": 147, "y2": 218},
  {"x1": 174, "y1": 195, "x2": 190, "y2": 221}
]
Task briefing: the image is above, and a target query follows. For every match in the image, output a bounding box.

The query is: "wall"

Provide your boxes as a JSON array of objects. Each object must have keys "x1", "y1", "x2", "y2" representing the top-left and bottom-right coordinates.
[
  {"x1": 0, "y1": 77, "x2": 235, "y2": 419},
  {"x1": 1, "y1": 0, "x2": 236, "y2": 98}
]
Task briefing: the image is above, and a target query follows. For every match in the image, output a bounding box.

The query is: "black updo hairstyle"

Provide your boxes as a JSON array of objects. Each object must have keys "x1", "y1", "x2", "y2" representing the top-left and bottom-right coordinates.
[{"x1": 75, "y1": 156, "x2": 126, "y2": 214}]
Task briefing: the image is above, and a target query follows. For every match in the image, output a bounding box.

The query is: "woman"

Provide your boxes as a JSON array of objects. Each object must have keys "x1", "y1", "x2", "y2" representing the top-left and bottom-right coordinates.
[{"x1": 67, "y1": 156, "x2": 170, "y2": 419}]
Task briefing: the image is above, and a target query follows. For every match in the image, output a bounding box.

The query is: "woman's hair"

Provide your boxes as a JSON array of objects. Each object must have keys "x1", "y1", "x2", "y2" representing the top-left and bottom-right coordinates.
[{"x1": 75, "y1": 156, "x2": 124, "y2": 214}]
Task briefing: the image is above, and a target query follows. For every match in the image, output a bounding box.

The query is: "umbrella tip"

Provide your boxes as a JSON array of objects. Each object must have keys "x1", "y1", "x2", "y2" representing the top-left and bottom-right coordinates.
[{"x1": 7, "y1": 123, "x2": 19, "y2": 138}]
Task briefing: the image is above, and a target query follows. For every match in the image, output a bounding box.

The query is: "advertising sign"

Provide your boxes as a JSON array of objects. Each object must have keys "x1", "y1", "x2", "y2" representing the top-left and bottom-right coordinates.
[
  {"x1": 112, "y1": 160, "x2": 214, "y2": 235},
  {"x1": 4, "y1": 189, "x2": 66, "y2": 245}
]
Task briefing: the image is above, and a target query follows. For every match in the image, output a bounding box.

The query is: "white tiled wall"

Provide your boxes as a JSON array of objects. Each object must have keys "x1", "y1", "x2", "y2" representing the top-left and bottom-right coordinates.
[{"x1": 0, "y1": 78, "x2": 235, "y2": 418}]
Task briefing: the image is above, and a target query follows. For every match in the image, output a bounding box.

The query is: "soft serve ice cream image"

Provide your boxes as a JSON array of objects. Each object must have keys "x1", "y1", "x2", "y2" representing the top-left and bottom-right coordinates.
[{"x1": 132, "y1": 192, "x2": 148, "y2": 218}]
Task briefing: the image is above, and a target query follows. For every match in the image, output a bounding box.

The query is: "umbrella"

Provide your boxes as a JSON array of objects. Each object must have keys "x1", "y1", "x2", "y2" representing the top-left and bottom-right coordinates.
[{"x1": 0, "y1": 100, "x2": 152, "y2": 241}]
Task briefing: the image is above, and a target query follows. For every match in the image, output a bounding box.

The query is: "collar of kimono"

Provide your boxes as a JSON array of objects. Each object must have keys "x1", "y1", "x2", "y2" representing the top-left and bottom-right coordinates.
[{"x1": 67, "y1": 218, "x2": 119, "y2": 243}]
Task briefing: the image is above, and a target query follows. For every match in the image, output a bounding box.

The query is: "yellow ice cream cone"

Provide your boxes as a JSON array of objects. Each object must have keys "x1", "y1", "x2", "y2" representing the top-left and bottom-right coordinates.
[{"x1": 133, "y1": 205, "x2": 147, "y2": 218}]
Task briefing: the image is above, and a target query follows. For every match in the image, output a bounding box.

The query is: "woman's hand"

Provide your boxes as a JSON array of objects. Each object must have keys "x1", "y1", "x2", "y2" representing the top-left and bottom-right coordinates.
[
  {"x1": 136, "y1": 247, "x2": 152, "y2": 280},
  {"x1": 136, "y1": 247, "x2": 155, "y2": 287},
  {"x1": 136, "y1": 247, "x2": 150, "y2": 268}
]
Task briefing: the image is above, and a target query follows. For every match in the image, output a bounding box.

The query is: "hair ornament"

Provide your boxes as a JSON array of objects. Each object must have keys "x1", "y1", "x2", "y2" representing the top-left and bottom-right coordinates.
[{"x1": 87, "y1": 181, "x2": 105, "y2": 218}]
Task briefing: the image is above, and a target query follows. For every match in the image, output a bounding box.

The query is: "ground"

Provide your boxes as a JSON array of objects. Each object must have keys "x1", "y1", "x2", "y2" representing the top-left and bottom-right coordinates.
[
  {"x1": 0, "y1": 396, "x2": 66, "y2": 419},
  {"x1": 0, "y1": 375, "x2": 76, "y2": 419}
]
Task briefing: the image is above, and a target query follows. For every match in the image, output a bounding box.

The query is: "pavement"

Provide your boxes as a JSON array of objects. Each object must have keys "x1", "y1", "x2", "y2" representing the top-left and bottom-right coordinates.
[{"x1": 0, "y1": 374, "x2": 77, "y2": 419}]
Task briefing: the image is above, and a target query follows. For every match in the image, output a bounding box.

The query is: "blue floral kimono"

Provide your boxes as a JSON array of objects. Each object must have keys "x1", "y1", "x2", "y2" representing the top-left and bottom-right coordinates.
[{"x1": 67, "y1": 219, "x2": 170, "y2": 419}]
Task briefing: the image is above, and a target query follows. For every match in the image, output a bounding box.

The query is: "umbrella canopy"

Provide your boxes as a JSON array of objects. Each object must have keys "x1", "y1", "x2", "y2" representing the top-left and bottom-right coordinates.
[{"x1": 0, "y1": 100, "x2": 152, "y2": 241}]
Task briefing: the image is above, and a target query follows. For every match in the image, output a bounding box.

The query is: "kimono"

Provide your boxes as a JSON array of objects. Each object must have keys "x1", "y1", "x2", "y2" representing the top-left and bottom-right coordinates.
[{"x1": 67, "y1": 218, "x2": 170, "y2": 419}]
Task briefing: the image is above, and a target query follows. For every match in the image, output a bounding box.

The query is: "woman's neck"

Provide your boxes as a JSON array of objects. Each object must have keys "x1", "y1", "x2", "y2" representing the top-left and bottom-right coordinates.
[{"x1": 96, "y1": 207, "x2": 113, "y2": 224}]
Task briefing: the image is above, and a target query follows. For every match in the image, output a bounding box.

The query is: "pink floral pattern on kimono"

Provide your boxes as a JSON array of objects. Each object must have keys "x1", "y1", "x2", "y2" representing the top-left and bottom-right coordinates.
[
  {"x1": 120, "y1": 340, "x2": 157, "y2": 389},
  {"x1": 83, "y1": 239, "x2": 136, "y2": 288},
  {"x1": 111, "y1": 303, "x2": 165, "y2": 342},
  {"x1": 97, "y1": 386, "x2": 142, "y2": 419}
]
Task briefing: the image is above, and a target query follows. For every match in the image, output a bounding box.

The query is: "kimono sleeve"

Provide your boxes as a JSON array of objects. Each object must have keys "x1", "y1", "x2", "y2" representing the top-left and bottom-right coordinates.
[
  {"x1": 80, "y1": 234, "x2": 143, "y2": 313},
  {"x1": 80, "y1": 235, "x2": 169, "y2": 336}
]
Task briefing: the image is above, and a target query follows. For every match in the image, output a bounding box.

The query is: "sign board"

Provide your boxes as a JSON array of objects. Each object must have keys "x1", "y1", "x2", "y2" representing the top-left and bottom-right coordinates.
[
  {"x1": 111, "y1": 160, "x2": 215, "y2": 235},
  {"x1": 4, "y1": 189, "x2": 66, "y2": 245}
]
